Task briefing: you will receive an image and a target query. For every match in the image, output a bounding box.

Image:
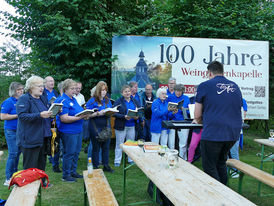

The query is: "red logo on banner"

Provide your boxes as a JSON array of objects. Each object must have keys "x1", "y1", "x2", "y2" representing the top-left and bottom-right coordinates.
[
  {"x1": 184, "y1": 85, "x2": 196, "y2": 94},
  {"x1": 159, "y1": 84, "x2": 196, "y2": 94}
]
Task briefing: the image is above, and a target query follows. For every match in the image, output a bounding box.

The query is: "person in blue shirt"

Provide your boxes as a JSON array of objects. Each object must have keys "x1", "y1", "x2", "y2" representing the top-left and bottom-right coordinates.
[
  {"x1": 58, "y1": 79, "x2": 89, "y2": 183},
  {"x1": 140, "y1": 84, "x2": 155, "y2": 142},
  {"x1": 167, "y1": 84, "x2": 190, "y2": 160},
  {"x1": 129, "y1": 81, "x2": 143, "y2": 140},
  {"x1": 113, "y1": 85, "x2": 141, "y2": 167},
  {"x1": 194, "y1": 61, "x2": 242, "y2": 185},
  {"x1": 51, "y1": 81, "x2": 64, "y2": 173},
  {"x1": 86, "y1": 81, "x2": 113, "y2": 173},
  {"x1": 150, "y1": 87, "x2": 173, "y2": 146},
  {"x1": 16, "y1": 76, "x2": 53, "y2": 188},
  {"x1": 1, "y1": 82, "x2": 24, "y2": 186},
  {"x1": 129, "y1": 81, "x2": 141, "y2": 104},
  {"x1": 42, "y1": 76, "x2": 58, "y2": 105},
  {"x1": 167, "y1": 77, "x2": 176, "y2": 97}
]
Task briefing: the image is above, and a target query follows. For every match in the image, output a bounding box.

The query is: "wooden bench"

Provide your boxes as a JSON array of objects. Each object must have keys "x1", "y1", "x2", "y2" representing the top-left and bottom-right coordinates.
[
  {"x1": 5, "y1": 180, "x2": 41, "y2": 206},
  {"x1": 227, "y1": 159, "x2": 274, "y2": 195},
  {"x1": 83, "y1": 169, "x2": 118, "y2": 206}
]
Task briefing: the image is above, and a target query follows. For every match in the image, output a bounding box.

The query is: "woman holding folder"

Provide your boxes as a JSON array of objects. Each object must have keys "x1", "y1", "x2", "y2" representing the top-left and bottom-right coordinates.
[{"x1": 58, "y1": 79, "x2": 88, "y2": 183}]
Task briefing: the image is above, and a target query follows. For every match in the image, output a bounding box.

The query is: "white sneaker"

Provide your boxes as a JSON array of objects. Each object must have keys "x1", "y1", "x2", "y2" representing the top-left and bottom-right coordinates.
[
  {"x1": 231, "y1": 173, "x2": 239, "y2": 178},
  {"x1": 3, "y1": 179, "x2": 11, "y2": 186}
]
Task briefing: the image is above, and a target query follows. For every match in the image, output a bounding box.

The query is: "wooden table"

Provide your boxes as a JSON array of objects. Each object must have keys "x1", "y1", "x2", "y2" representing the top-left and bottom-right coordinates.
[
  {"x1": 121, "y1": 144, "x2": 255, "y2": 206},
  {"x1": 254, "y1": 138, "x2": 274, "y2": 196}
]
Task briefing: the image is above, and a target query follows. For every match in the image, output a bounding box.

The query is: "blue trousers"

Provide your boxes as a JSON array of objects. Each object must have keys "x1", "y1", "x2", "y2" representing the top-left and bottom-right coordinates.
[
  {"x1": 60, "y1": 132, "x2": 82, "y2": 178},
  {"x1": 5, "y1": 129, "x2": 21, "y2": 180}
]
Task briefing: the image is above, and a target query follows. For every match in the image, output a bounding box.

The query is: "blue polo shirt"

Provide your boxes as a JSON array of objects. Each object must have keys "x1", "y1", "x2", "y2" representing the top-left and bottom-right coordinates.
[
  {"x1": 45, "y1": 88, "x2": 57, "y2": 102},
  {"x1": 196, "y1": 76, "x2": 242, "y2": 142},
  {"x1": 58, "y1": 93, "x2": 84, "y2": 134},
  {"x1": 125, "y1": 99, "x2": 136, "y2": 127},
  {"x1": 1, "y1": 97, "x2": 18, "y2": 130},
  {"x1": 167, "y1": 94, "x2": 190, "y2": 120},
  {"x1": 167, "y1": 89, "x2": 174, "y2": 97},
  {"x1": 86, "y1": 97, "x2": 112, "y2": 129}
]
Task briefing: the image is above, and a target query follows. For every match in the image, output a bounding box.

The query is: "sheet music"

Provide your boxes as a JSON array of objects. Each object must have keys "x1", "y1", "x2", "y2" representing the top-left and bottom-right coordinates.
[{"x1": 188, "y1": 104, "x2": 195, "y2": 119}]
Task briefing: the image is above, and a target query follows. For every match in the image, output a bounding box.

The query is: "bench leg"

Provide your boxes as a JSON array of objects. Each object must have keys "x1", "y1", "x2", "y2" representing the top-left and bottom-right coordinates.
[
  {"x1": 227, "y1": 167, "x2": 231, "y2": 187},
  {"x1": 238, "y1": 172, "x2": 244, "y2": 194},
  {"x1": 257, "y1": 144, "x2": 265, "y2": 196},
  {"x1": 122, "y1": 152, "x2": 126, "y2": 206},
  {"x1": 84, "y1": 182, "x2": 87, "y2": 206},
  {"x1": 38, "y1": 185, "x2": 41, "y2": 206}
]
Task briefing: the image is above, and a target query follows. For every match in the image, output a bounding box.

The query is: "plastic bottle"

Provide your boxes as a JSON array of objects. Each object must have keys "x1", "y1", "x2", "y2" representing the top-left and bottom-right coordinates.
[{"x1": 87, "y1": 157, "x2": 93, "y2": 178}]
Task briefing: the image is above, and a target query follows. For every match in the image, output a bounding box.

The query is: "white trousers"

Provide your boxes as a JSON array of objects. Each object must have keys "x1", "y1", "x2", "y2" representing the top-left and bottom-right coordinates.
[
  {"x1": 151, "y1": 130, "x2": 168, "y2": 146},
  {"x1": 168, "y1": 129, "x2": 189, "y2": 160},
  {"x1": 114, "y1": 127, "x2": 135, "y2": 164}
]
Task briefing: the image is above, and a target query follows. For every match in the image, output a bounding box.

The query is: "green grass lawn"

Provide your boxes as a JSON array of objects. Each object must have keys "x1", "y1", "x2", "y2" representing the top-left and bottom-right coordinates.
[{"x1": 0, "y1": 132, "x2": 273, "y2": 206}]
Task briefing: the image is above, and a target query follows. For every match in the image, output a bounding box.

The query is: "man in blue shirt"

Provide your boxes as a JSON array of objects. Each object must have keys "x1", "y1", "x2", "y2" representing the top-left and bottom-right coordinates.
[
  {"x1": 167, "y1": 77, "x2": 176, "y2": 97},
  {"x1": 167, "y1": 84, "x2": 190, "y2": 160},
  {"x1": 42, "y1": 76, "x2": 60, "y2": 172},
  {"x1": 194, "y1": 61, "x2": 242, "y2": 185},
  {"x1": 129, "y1": 81, "x2": 143, "y2": 140},
  {"x1": 43, "y1": 76, "x2": 59, "y2": 105}
]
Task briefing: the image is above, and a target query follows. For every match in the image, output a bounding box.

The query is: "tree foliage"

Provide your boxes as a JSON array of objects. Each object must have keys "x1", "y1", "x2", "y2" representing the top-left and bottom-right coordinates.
[
  {"x1": 1, "y1": 0, "x2": 171, "y2": 95},
  {"x1": 0, "y1": 0, "x2": 273, "y2": 99}
]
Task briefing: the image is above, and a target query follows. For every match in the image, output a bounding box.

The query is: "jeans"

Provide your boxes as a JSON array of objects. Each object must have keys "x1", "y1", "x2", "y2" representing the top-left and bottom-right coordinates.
[
  {"x1": 151, "y1": 130, "x2": 168, "y2": 146},
  {"x1": 168, "y1": 129, "x2": 189, "y2": 160},
  {"x1": 5, "y1": 129, "x2": 21, "y2": 180},
  {"x1": 201, "y1": 140, "x2": 235, "y2": 185},
  {"x1": 60, "y1": 132, "x2": 82, "y2": 178},
  {"x1": 143, "y1": 119, "x2": 151, "y2": 142},
  {"x1": 114, "y1": 127, "x2": 135, "y2": 164},
  {"x1": 91, "y1": 135, "x2": 110, "y2": 168},
  {"x1": 229, "y1": 140, "x2": 239, "y2": 160},
  {"x1": 188, "y1": 129, "x2": 202, "y2": 163}
]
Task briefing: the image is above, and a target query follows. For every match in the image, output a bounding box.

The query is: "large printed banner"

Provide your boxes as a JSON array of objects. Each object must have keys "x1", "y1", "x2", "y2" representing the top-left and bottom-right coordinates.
[{"x1": 111, "y1": 35, "x2": 269, "y2": 120}]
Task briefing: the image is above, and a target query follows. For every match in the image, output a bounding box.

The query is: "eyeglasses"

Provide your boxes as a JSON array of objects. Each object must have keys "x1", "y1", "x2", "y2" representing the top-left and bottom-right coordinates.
[
  {"x1": 34, "y1": 84, "x2": 44, "y2": 88},
  {"x1": 68, "y1": 87, "x2": 76, "y2": 90}
]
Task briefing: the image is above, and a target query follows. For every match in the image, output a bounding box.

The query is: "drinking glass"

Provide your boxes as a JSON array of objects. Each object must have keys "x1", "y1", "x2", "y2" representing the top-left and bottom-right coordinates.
[
  {"x1": 167, "y1": 149, "x2": 179, "y2": 169},
  {"x1": 137, "y1": 139, "x2": 145, "y2": 149}
]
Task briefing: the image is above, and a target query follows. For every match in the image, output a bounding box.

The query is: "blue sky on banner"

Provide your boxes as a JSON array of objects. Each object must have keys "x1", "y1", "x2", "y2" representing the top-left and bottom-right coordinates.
[{"x1": 112, "y1": 35, "x2": 172, "y2": 69}]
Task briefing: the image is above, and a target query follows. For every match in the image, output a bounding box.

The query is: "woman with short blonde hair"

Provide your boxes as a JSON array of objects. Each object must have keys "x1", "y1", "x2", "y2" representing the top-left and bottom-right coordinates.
[
  {"x1": 16, "y1": 75, "x2": 52, "y2": 187},
  {"x1": 24, "y1": 76, "x2": 44, "y2": 93},
  {"x1": 1, "y1": 82, "x2": 24, "y2": 186},
  {"x1": 58, "y1": 78, "x2": 88, "y2": 182}
]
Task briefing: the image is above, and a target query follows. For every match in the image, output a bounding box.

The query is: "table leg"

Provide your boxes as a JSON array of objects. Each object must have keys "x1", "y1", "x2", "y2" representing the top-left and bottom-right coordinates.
[
  {"x1": 123, "y1": 151, "x2": 126, "y2": 205},
  {"x1": 257, "y1": 144, "x2": 265, "y2": 196},
  {"x1": 38, "y1": 185, "x2": 41, "y2": 206},
  {"x1": 84, "y1": 182, "x2": 87, "y2": 206},
  {"x1": 152, "y1": 183, "x2": 157, "y2": 203}
]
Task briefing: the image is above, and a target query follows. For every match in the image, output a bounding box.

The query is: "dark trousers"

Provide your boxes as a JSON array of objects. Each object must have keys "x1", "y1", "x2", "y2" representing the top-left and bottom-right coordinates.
[
  {"x1": 21, "y1": 144, "x2": 46, "y2": 171},
  {"x1": 200, "y1": 140, "x2": 235, "y2": 185},
  {"x1": 143, "y1": 119, "x2": 151, "y2": 142},
  {"x1": 91, "y1": 136, "x2": 110, "y2": 168}
]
